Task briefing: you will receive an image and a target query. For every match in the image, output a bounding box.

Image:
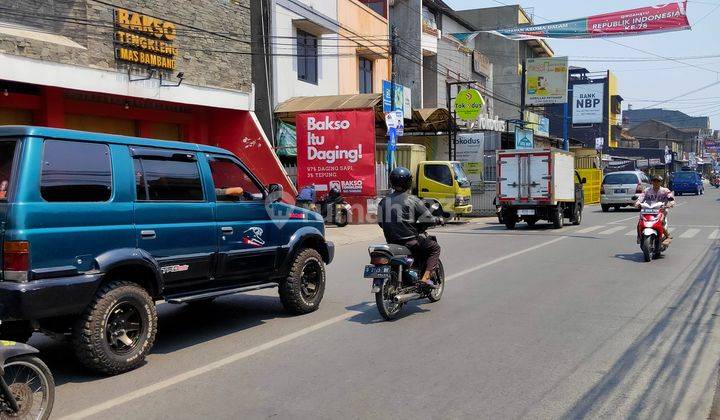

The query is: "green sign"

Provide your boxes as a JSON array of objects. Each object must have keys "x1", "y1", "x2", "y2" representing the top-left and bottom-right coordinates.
[{"x1": 455, "y1": 88, "x2": 484, "y2": 121}]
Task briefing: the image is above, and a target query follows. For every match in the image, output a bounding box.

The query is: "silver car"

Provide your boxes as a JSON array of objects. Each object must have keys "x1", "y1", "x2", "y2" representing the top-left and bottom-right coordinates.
[{"x1": 600, "y1": 171, "x2": 651, "y2": 212}]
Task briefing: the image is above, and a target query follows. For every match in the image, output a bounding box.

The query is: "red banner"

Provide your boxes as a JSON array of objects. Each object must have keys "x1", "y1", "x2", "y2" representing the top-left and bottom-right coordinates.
[
  {"x1": 296, "y1": 110, "x2": 376, "y2": 197},
  {"x1": 587, "y1": 2, "x2": 689, "y2": 36}
]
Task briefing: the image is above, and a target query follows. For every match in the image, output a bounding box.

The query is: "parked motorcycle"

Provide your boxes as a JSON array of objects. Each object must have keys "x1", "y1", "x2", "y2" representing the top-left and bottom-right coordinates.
[
  {"x1": 365, "y1": 203, "x2": 445, "y2": 320},
  {"x1": 0, "y1": 340, "x2": 54, "y2": 419},
  {"x1": 635, "y1": 200, "x2": 671, "y2": 262}
]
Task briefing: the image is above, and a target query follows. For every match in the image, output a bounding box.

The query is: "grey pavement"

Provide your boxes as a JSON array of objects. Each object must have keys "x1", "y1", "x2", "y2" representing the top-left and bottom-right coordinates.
[{"x1": 31, "y1": 188, "x2": 720, "y2": 419}]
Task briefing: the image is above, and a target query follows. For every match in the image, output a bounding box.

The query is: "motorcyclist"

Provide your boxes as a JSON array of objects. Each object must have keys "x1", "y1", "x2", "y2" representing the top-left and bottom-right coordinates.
[
  {"x1": 635, "y1": 175, "x2": 674, "y2": 244},
  {"x1": 377, "y1": 167, "x2": 442, "y2": 289}
]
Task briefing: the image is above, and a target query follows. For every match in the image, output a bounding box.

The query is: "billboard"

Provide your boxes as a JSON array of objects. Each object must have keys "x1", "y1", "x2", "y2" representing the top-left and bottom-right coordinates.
[
  {"x1": 296, "y1": 110, "x2": 376, "y2": 197},
  {"x1": 572, "y1": 83, "x2": 605, "y2": 124},
  {"x1": 455, "y1": 133, "x2": 485, "y2": 184},
  {"x1": 452, "y1": 2, "x2": 690, "y2": 41},
  {"x1": 525, "y1": 57, "x2": 569, "y2": 106}
]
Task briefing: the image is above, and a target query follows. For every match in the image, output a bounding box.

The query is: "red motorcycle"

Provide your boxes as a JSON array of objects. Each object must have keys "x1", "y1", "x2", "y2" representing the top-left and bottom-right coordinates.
[{"x1": 636, "y1": 200, "x2": 670, "y2": 262}]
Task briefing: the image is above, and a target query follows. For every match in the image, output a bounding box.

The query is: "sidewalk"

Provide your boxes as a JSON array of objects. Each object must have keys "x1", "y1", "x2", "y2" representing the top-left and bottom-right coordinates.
[{"x1": 325, "y1": 216, "x2": 494, "y2": 246}]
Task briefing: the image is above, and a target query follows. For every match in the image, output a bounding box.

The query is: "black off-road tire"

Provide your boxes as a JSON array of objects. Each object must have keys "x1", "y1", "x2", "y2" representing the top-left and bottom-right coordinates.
[
  {"x1": 279, "y1": 248, "x2": 326, "y2": 314},
  {"x1": 72, "y1": 281, "x2": 157, "y2": 375},
  {"x1": 571, "y1": 204, "x2": 583, "y2": 225}
]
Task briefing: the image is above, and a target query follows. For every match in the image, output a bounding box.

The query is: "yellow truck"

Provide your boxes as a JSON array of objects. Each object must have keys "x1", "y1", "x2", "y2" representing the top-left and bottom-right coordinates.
[{"x1": 413, "y1": 161, "x2": 473, "y2": 219}]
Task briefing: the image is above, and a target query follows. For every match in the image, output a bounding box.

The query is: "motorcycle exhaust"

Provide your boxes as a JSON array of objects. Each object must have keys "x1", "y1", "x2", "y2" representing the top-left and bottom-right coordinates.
[{"x1": 393, "y1": 292, "x2": 422, "y2": 303}]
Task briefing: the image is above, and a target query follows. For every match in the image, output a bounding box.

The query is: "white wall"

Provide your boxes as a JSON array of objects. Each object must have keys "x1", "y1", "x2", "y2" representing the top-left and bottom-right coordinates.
[{"x1": 272, "y1": 0, "x2": 339, "y2": 106}]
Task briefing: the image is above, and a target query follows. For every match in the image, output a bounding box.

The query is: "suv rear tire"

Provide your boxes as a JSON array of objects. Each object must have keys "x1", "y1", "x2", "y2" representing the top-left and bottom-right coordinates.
[
  {"x1": 73, "y1": 281, "x2": 157, "y2": 375},
  {"x1": 279, "y1": 248, "x2": 326, "y2": 314}
]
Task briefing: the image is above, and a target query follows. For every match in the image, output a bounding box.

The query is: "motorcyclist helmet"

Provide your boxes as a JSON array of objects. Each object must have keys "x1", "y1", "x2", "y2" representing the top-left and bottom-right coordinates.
[
  {"x1": 651, "y1": 175, "x2": 663, "y2": 183},
  {"x1": 389, "y1": 167, "x2": 412, "y2": 192}
]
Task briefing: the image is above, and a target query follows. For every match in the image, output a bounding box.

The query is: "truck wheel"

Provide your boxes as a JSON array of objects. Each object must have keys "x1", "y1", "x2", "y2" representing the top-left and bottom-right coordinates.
[
  {"x1": 571, "y1": 204, "x2": 583, "y2": 225},
  {"x1": 280, "y1": 248, "x2": 326, "y2": 314},
  {"x1": 551, "y1": 205, "x2": 564, "y2": 229},
  {"x1": 73, "y1": 281, "x2": 157, "y2": 375},
  {"x1": 601, "y1": 204, "x2": 610, "y2": 213}
]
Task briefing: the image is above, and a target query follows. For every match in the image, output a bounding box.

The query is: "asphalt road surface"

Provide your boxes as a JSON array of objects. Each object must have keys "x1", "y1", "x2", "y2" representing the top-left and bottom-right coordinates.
[{"x1": 34, "y1": 187, "x2": 720, "y2": 419}]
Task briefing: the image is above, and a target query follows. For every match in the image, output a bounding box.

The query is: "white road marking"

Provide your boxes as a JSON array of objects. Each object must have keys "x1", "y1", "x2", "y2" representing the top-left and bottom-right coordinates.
[
  {"x1": 609, "y1": 215, "x2": 641, "y2": 224},
  {"x1": 710, "y1": 229, "x2": 720, "y2": 240},
  {"x1": 599, "y1": 226, "x2": 627, "y2": 235},
  {"x1": 680, "y1": 228, "x2": 700, "y2": 239},
  {"x1": 59, "y1": 236, "x2": 568, "y2": 420},
  {"x1": 626, "y1": 229, "x2": 638, "y2": 236},
  {"x1": 577, "y1": 225, "x2": 605, "y2": 234}
]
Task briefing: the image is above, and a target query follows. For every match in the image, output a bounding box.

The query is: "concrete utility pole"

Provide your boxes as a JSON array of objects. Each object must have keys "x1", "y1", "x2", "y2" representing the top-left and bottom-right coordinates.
[{"x1": 387, "y1": 26, "x2": 398, "y2": 174}]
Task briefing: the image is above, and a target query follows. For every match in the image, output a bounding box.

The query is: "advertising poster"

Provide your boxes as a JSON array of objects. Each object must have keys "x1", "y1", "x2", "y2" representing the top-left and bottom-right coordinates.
[
  {"x1": 455, "y1": 133, "x2": 485, "y2": 184},
  {"x1": 296, "y1": 110, "x2": 376, "y2": 197},
  {"x1": 525, "y1": 57, "x2": 569, "y2": 106},
  {"x1": 382, "y1": 80, "x2": 404, "y2": 113},
  {"x1": 572, "y1": 83, "x2": 605, "y2": 124},
  {"x1": 452, "y1": 2, "x2": 690, "y2": 40}
]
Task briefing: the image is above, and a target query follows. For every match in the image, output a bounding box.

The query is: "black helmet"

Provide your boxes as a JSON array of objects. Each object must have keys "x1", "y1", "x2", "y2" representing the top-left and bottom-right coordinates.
[
  {"x1": 651, "y1": 175, "x2": 664, "y2": 183},
  {"x1": 389, "y1": 167, "x2": 412, "y2": 192}
]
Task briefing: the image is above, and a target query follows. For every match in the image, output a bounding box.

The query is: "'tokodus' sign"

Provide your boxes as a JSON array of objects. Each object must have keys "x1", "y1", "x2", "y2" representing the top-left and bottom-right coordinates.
[
  {"x1": 296, "y1": 110, "x2": 376, "y2": 196},
  {"x1": 572, "y1": 83, "x2": 604, "y2": 124}
]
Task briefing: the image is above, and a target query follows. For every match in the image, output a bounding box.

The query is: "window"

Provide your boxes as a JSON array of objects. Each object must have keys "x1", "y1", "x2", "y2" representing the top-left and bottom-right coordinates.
[
  {"x1": 358, "y1": 57, "x2": 373, "y2": 94},
  {"x1": 41, "y1": 140, "x2": 112, "y2": 202},
  {"x1": 602, "y1": 173, "x2": 640, "y2": 185},
  {"x1": 134, "y1": 157, "x2": 203, "y2": 201},
  {"x1": 0, "y1": 140, "x2": 18, "y2": 200},
  {"x1": 297, "y1": 29, "x2": 318, "y2": 84},
  {"x1": 424, "y1": 164, "x2": 453, "y2": 186},
  {"x1": 208, "y1": 157, "x2": 264, "y2": 201}
]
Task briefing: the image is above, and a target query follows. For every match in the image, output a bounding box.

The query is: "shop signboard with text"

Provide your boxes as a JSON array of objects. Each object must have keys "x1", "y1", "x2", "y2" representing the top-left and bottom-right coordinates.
[
  {"x1": 524, "y1": 57, "x2": 569, "y2": 106},
  {"x1": 572, "y1": 83, "x2": 605, "y2": 124},
  {"x1": 296, "y1": 110, "x2": 376, "y2": 197},
  {"x1": 455, "y1": 133, "x2": 485, "y2": 184}
]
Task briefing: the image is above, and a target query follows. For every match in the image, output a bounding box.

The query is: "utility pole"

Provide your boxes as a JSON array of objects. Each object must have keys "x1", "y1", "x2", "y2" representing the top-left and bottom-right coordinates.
[{"x1": 387, "y1": 26, "x2": 398, "y2": 175}]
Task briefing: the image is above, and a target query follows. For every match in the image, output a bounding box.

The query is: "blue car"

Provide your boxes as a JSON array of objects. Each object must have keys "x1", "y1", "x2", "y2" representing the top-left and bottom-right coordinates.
[
  {"x1": 0, "y1": 126, "x2": 333, "y2": 374},
  {"x1": 670, "y1": 171, "x2": 704, "y2": 195}
]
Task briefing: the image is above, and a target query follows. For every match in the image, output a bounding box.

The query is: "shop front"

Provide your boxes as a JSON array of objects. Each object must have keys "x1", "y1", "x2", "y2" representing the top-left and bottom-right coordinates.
[{"x1": 0, "y1": 1, "x2": 294, "y2": 194}]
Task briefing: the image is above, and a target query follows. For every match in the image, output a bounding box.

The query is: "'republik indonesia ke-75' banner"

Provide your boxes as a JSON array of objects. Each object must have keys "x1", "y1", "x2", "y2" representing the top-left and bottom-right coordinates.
[
  {"x1": 296, "y1": 110, "x2": 376, "y2": 197},
  {"x1": 452, "y1": 2, "x2": 690, "y2": 41}
]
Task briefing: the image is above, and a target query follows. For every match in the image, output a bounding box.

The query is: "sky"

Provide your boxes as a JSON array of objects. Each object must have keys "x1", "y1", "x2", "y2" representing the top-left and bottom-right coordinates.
[{"x1": 444, "y1": 0, "x2": 720, "y2": 129}]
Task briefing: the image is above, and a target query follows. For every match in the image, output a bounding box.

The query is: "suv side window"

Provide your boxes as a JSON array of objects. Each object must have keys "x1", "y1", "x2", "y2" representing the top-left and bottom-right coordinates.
[
  {"x1": 208, "y1": 156, "x2": 264, "y2": 201},
  {"x1": 41, "y1": 140, "x2": 112, "y2": 202},
  {"x1": 134, "y1": 157, "x2": 204, "y2": 201},
  {"x1": 424, "y1": 164, "x2": 453, "y2": 186}
]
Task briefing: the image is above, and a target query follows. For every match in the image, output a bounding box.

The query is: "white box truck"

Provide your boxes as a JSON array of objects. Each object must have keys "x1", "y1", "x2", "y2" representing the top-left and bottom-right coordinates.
[{"x1": 496, "y1": 148, "x2": 585, "y2": 229}]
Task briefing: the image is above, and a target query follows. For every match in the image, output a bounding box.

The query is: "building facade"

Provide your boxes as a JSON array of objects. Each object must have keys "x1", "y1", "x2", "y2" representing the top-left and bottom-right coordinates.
[{"x1": 0, "y1": 0, "x2": 294, "y2": 192}]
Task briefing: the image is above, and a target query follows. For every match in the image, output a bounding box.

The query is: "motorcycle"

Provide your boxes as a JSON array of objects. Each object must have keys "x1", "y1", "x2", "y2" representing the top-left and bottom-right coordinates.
[
  {"x1": 0, "y1": 340, "x2": 54, "y2": 419},
  {"x1": 635, "y1": 199, "x2": 671, "y2": 262},
  {"x1": 296, "y1": 188, "x2": 351, "y2": 227},
  {"x1": 365, "y1": 203, "x2": 445, "y2": 320},
  {"x1": 712, "y1": 175, "x2": 720, "y2": 189}
]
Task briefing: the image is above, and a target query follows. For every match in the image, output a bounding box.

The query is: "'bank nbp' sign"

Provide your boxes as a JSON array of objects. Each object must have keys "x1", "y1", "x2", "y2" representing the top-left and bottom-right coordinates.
[{"x1": 114, "y1": 8, "x2": 178, "y2": 71}]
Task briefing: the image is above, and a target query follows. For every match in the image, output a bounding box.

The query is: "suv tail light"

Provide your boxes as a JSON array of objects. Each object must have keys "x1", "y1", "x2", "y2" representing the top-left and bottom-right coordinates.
[
  {"x1": 4, "y1": 241, "x2": 29, "y2": 282},
  {"x1": 636, "y1": 184, "x2": 643, "y2": 193}
]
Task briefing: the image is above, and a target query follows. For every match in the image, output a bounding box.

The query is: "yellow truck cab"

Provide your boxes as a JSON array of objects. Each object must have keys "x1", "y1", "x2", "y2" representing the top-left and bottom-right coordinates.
[{"x1": 414, "y1": 161, "x2": 472, "y2": 218}]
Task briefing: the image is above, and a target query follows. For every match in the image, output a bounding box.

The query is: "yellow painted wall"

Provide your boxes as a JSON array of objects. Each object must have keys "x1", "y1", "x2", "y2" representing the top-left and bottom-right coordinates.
[{"x1": 337, "y1": 0, "x2": 390, "y2": 95}]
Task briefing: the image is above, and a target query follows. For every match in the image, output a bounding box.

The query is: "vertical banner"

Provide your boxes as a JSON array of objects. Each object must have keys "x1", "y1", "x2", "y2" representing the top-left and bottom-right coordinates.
[
  {"x1": 572, "y1": 83, "x2": 605, "y2": 124},
  {"x1": 525, "y1": 57, "x2": 569, "y2": 106},
  {"x1": 455, "y1": 133, "x2": 485, "y2": 184},
  {"x1": 296, "y1": 110, "x2": 376, "y2": 196}
]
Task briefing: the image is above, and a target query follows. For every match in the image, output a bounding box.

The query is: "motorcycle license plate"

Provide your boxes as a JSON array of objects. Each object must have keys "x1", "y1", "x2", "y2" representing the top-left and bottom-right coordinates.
[
  {"x1": 364, "y1": 265, "x2": 391, "y2": 278},
  {"x1": 517, "y1": 209, "x2": 535, "y2": 216},
  {"x1": 614, "y1": 189, "x2": 626, "y2": 194}
]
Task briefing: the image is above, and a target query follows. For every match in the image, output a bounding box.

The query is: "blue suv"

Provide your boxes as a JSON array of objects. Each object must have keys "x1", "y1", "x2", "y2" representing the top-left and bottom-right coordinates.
[
  {"x1": 0, "y1": 126, "x2": 333, "y2": 374},
  {"x1": 669, "y1": 170, "x2": 704, "y2": 195}
]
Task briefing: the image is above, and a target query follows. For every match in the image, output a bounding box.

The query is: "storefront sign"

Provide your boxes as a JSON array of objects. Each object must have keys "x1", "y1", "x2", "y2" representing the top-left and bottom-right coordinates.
[
  {"x1": 605, "y1": 160, "x2": 636, "y2": 172},
  {"x1": 523, "y1": 110, "x2": 550, "y2": 136},
  {"x1": 595, "y1": 137, "x2": 604, "y2": 150},
  {"x1": 114, "y1": 8, "x2": 178, "y2": 70},
  {"x1": 403, "y1": 86, "x2": 412, "y2": 120},
  {"x1": 573, "y1": 83, "x2": 605, "y2": 124},
  {"x1": 455, "y1": 133, "x2": 485, "y2": 184},
  {"x1": 455, "y1": 88, "x2": 484, "y2": 121},
  {"x1": 473, "y1": 51, "x2": 492, "y2": 77},
  {"x1": 515, "y1": 127, "x2": 534, "y2": 150},
  {"x1": 296, "y1": 110, "x2": 376, "y2": 196},
  {"x1": 474, "y1": 114, "x2": 506, "y2": 132},
  {"x1": 525, "y1": 57, "x2": 569, "y2": 106}
]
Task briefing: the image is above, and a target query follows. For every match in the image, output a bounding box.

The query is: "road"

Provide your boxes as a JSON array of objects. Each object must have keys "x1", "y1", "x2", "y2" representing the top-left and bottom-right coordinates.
[{"x1": 36, "y1": 187, "x2": 720, "y2": 419}]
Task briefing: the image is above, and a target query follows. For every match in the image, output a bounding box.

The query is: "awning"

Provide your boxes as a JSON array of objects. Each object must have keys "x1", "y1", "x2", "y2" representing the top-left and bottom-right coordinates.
[{"x1": 275, "y1": 93, "x2": 382, "y2": 123}]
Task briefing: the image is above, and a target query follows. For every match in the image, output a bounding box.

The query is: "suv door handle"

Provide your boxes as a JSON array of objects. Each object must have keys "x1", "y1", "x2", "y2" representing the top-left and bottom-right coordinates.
[
  {"x1": 140, "y1": 230, "x2": 156, "y2": 239},
  {"x1": 221, "y1": 227, "x2": 234, "y2": 234}
]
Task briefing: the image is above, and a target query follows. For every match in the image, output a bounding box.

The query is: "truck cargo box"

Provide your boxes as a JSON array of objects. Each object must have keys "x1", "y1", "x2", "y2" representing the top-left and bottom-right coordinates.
[{"x1": 497, "y1": 148, "x2": 575, "y2": 205}]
